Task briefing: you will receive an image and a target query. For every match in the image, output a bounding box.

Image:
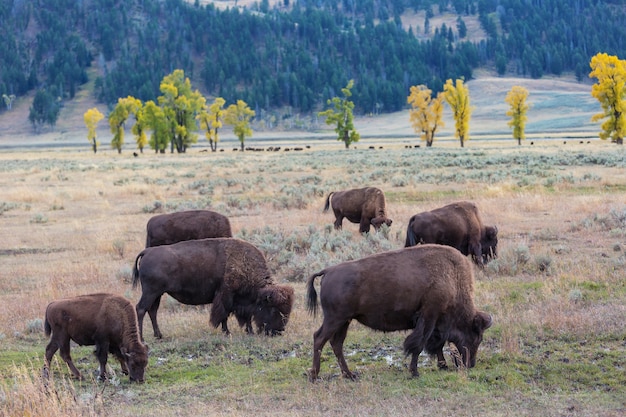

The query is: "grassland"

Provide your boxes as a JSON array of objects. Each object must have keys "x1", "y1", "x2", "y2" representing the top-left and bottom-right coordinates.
[{"x1": 0, "y1": 138, "x2": 625, "y2": 416}]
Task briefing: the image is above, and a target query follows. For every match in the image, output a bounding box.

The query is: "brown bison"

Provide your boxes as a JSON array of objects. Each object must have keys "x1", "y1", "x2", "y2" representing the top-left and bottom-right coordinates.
[
  {"x1": 132, "y1": 238, "x2": 294, "y2": 340},
  {"x1": 323, "y1": 187, "x2": 392, "y2": 233},
  {"x1": 306, "y1": 244, "x2": 492, "y2": 381},
  {"x1": 43, "y1": 293, "x2": 148, "y2": 382},
  {"x1": 405, "y1": 201, "x2": 498, "y2": 265},
  {"x1": 145, "y1": 210, "x2": 232, "y2": 247}
]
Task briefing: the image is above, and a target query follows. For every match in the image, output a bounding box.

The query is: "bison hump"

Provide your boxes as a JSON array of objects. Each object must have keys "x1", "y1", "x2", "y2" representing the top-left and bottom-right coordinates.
[{"x1": 223, "y1": 240, "x2": 272, "y2": 291}]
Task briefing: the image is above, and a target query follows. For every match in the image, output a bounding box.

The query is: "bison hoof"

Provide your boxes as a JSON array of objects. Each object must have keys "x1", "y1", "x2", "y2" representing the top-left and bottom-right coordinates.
[
  {"x1": 307, "y1": 368, "x2": 319, "y2": 383},
  {"x1": 437, "y1": 361, "x2": 448, "y2": 370},
  {"x1": 342, "y1": 371, "x2": 358, "y2": 381}
]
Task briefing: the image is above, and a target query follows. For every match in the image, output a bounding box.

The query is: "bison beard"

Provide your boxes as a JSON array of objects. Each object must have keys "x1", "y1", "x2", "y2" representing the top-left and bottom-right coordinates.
[
  {"x1": 132, "y1": 238, "x2": 294, "y2": 340},
  {"x1": 306, "y1": 244, "x2": 492, "y2": 381}
]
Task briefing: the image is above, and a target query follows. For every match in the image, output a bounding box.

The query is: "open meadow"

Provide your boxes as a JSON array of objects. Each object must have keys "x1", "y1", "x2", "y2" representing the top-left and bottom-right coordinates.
[{"x1": 0, "y1": 138, "x2": 625, "y2": 416}]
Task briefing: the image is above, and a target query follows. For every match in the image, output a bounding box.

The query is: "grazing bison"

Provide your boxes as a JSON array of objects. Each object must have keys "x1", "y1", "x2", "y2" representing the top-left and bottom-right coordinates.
[
  {"x1": 323, "y1": 187, "x2": 392, "y2": 233},
  {"x1": 405, "y1": 201, "x2": 498, "y2": 265},
  {"x1": 132, "y1": 238, "x2": 294, "y2": 340},
  {"x1": 145, "y1": 210, "x2": 232, "y2": 247},
  {"x1": 43, "y1": 293, "x2": 148, "y2": 382},
  {"x1": 306, "y1": 244, "x2": 492, "y2": 381}
]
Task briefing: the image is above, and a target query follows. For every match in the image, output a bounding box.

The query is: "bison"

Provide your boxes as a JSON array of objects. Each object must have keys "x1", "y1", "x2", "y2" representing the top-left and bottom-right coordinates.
[
  {"x1": 132, "y1": 238, "x2": 294, "y2": 340},
  {"x1": 306, "y1": 244, "x2": 492, "y2": 381},
  {"x1": 43, "y1": 293, "x2": 148, "y2": 382},
  {"x1": 405, "y1": 201, "x2": 498, "y2": 265},
  {"x1": 323, "y1": 187, "x2": 392, "y2": 233},
  {"x1": 145, "y1": 209, "x2": 232, "y2": 247}
]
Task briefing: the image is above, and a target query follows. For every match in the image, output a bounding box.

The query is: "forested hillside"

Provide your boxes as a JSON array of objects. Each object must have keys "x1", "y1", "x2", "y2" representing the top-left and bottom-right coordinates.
[{"x1": 1, "y1": 0, "x2": 625, "y2": 119}]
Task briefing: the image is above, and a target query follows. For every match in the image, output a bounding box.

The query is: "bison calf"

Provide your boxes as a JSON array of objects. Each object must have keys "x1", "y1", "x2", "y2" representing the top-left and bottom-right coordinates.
[
  {"x1": 306, "y1": 244, "x2": 492, "y2": 381},
  {"x1": 145, "y1": 209, "x2": 232, "y2": 247},
  {"x1": 405, "y1": 201, "x2": 498, "y2": 265},
  {"x1": 132, "y1": 238, "x2": 294, "y2": 340},
  {"x1": 323, "y1": 187, "x2": 392, "y2": 234},
  {"x1": 43, "y1": 293, "x2": 148, "y2": 382}
]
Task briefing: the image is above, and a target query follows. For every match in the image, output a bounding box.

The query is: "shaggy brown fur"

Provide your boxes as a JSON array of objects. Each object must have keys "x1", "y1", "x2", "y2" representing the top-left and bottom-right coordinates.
[
  {"x1": 306, "y1": 244, "x2": 492, "y2": 381},
  {"x1": 43, "y1": 293, "x2": 148, "y2": 382},
  {"x1": 323, "y1": 187, "x2": 392, "y2": 233},
  {"x1": 145, "y1": 210, "x2": 232, "y2": 247},
  {"x1": 132, "y1": 238, "x2": 294, "y2": 339},
  {"x1": 405, "y1": 201, "x2": 498, "y2": 265}
]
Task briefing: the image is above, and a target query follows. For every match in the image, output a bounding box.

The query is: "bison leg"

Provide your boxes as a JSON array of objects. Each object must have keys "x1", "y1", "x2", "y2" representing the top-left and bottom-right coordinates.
[
  {"x1": 94, "y1": 341, "x2": 110, "y2": 381},
  {"x1": 309, "y1": 325, "x2": 329, "y2": 382},
  {"x1": 436, "y1": 349, "x2": 448, "y2": 370},
  {"x1": 136, "y1": 294, "x2": 163, "y2": 340},
  {"x1": 110, "y1": 346, "x2": 129, "y2": 375},
  {"x1": 329, "y1": 322, "x2": 356, "y2": 380},
  {"x1": 333, "y1": 215, "x2": 343, "y2": 230},
  {"x1": 56, "y1": 336, "x2": 82, "y2": 380},
  {"x1": 404, "y1": 314, "x2": 437, "y2": 377},
  {"x1": 358, "y1": 218, "x2": 371, "y2": 234}
]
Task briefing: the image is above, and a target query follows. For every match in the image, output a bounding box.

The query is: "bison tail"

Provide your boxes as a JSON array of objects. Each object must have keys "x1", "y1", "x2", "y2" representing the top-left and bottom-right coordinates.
[
  {"x1": 323, "y1": 192, "x2": 334, "y2": 212},
  {"x1": 44, "y1": 313, "x2": 51, "y2": 337},
  {"x1": 405, "y1": 222, "x2": 417, "y2": 247},
  {"x1": 132, "y1": 251, "x2": 145, "y2": 290},
  {"x1": 306, "y1": 271, "x2": 324, "y2": 317}
]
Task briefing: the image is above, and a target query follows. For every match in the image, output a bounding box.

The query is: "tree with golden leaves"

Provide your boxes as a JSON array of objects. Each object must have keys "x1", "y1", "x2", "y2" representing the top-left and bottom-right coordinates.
[
  {"x1": 589, "y1": 53, "x2": 626, "y2": 144},
  {"x1": 224, "y1": 99, "x2": 255, "y2": 151},
  {"x1": 407, "y1": 85, "x2": 444, "y2": 147},
  {"x1": 197, "y1": 97, "x2": 226, "y2": 152},
  {"x1": 158, "y1": 69, "x2": 205, "y2": 153},
  {"x1": 109, "y1": 96, "x2": 142, "y2": 154},
  {"x1": 505, "y1": 86, "x2": 530, "y2": 146},
  {"x1": 443, "y1": 78, "x2": 473, "y2": 147},
  {"x1": 83, "y1": 107, "x2": 104, "y2": 153},
  {"x1": 318, "y1": 79, "x2": 360, "y2": 149}
]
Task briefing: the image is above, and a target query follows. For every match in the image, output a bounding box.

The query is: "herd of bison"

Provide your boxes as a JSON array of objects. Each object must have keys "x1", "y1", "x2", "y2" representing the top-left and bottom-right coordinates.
[{"x1": 42, "y1": 186, "x2": 498, "y2": 383}]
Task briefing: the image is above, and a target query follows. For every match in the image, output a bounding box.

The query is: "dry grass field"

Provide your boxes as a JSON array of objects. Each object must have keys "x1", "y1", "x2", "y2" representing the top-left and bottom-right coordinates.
[{"x1": 0, "y1": 136, "x2": 625, "y2": 416}]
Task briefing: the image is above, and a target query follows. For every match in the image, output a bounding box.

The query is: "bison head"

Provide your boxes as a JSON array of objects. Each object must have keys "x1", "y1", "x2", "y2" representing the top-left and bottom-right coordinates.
[
  {"x1": 452, "y1": 311, "x2": 492, "y2": 369},
  {"x1": 481, "y1": 226, "x2": 498, "y2": 263},
  {"x1": 253, "y1": 285, "x2": 295, "y2": 336},
  {"x1": 371, "y1": 217, "x2": 393, "y2": 230},
  {"x1": 122, "y1": 344, "x2": 149, "y2": 383}
]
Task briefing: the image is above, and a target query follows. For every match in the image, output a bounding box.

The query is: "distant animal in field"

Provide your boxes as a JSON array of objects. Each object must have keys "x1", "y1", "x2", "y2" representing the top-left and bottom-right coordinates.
[
  {"x1": 323, "y1": 187, "x2": 392, "y2": 233},
  {"x1": 132, "y1": 238, "x2": 294, "y2": 340},
  {"x1": 43, "y1": 293, "x2": 148, "y2": 382},
  {"x1": 306, "y1": 244, "x2": 492, "y2": 381},
  {"x1": 405, "y1": 201, "x2": 498, "y2": 265},
  {"x1": 145, "y1": 210, "x2": 232, "y2": 247}
]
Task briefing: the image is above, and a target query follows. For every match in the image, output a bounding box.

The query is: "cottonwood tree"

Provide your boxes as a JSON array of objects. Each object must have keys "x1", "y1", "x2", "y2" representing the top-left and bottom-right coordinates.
[
  {"x1": 197, "y1": 97, "x2": 226, "y2": 152},
  {"x1": 158, "y1": 69, "x2": 204, "y2": 153},
  {"x1": 407, "y1": 85, "x2": 444, "y2": 147},
  {"x1": 318, "y1": 79, "x2": 360, "y2": 149},
  {"x1": 589, "y1": 53, "x2": 626, "y2": 144},
  {"x1": 225, "y1": 99, "x2": 255, "y2": 151},
  {"x1": 443, "y1": 78, "x2": 473, "y2": 147},
  {"x1": 109, "y1": 96, "x2": 142, "y2": 153},
  {"x1": 505, "y1": 86, "x2": 530, "y2": 145},
  {"x1": 83, "y1": 108, "x2": 104, "y2": 153},
  {"x1": 2, "y1": 94, "x2": 16, "y2": 110},
  {"x1": 140, "y1": 100, "x2": 169, "y2": 153},
  {"x1": 131, "y1": 105, "x2": 149, "y2": 153}
]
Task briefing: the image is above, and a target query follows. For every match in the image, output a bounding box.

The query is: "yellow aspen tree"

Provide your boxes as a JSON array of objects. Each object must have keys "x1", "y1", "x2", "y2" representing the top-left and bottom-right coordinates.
[
  {"x1": 589, "y1": 53, "x2": 626, "y2": 144},
  {"x1": 443, "y1": 78, "x2": 473, "y2": 147},
  {"x1": 197, "y1": 97, "x2": 226, "y2": 152},
  {"x1": 109, "y1": 96, "x2": 138, "y2": 154},
  {"x1": 84, "y1": 108, "x2": 104, "y2": 153},
  {"x1": 505, "y1": 86, "x2": 530, "y2": 146},
  {"x1": 407, "y1": 85, "x2": 444, "y2": 147},
  {"x1": 224, "y1": 99, "x2": 255, "y2": 151}
]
